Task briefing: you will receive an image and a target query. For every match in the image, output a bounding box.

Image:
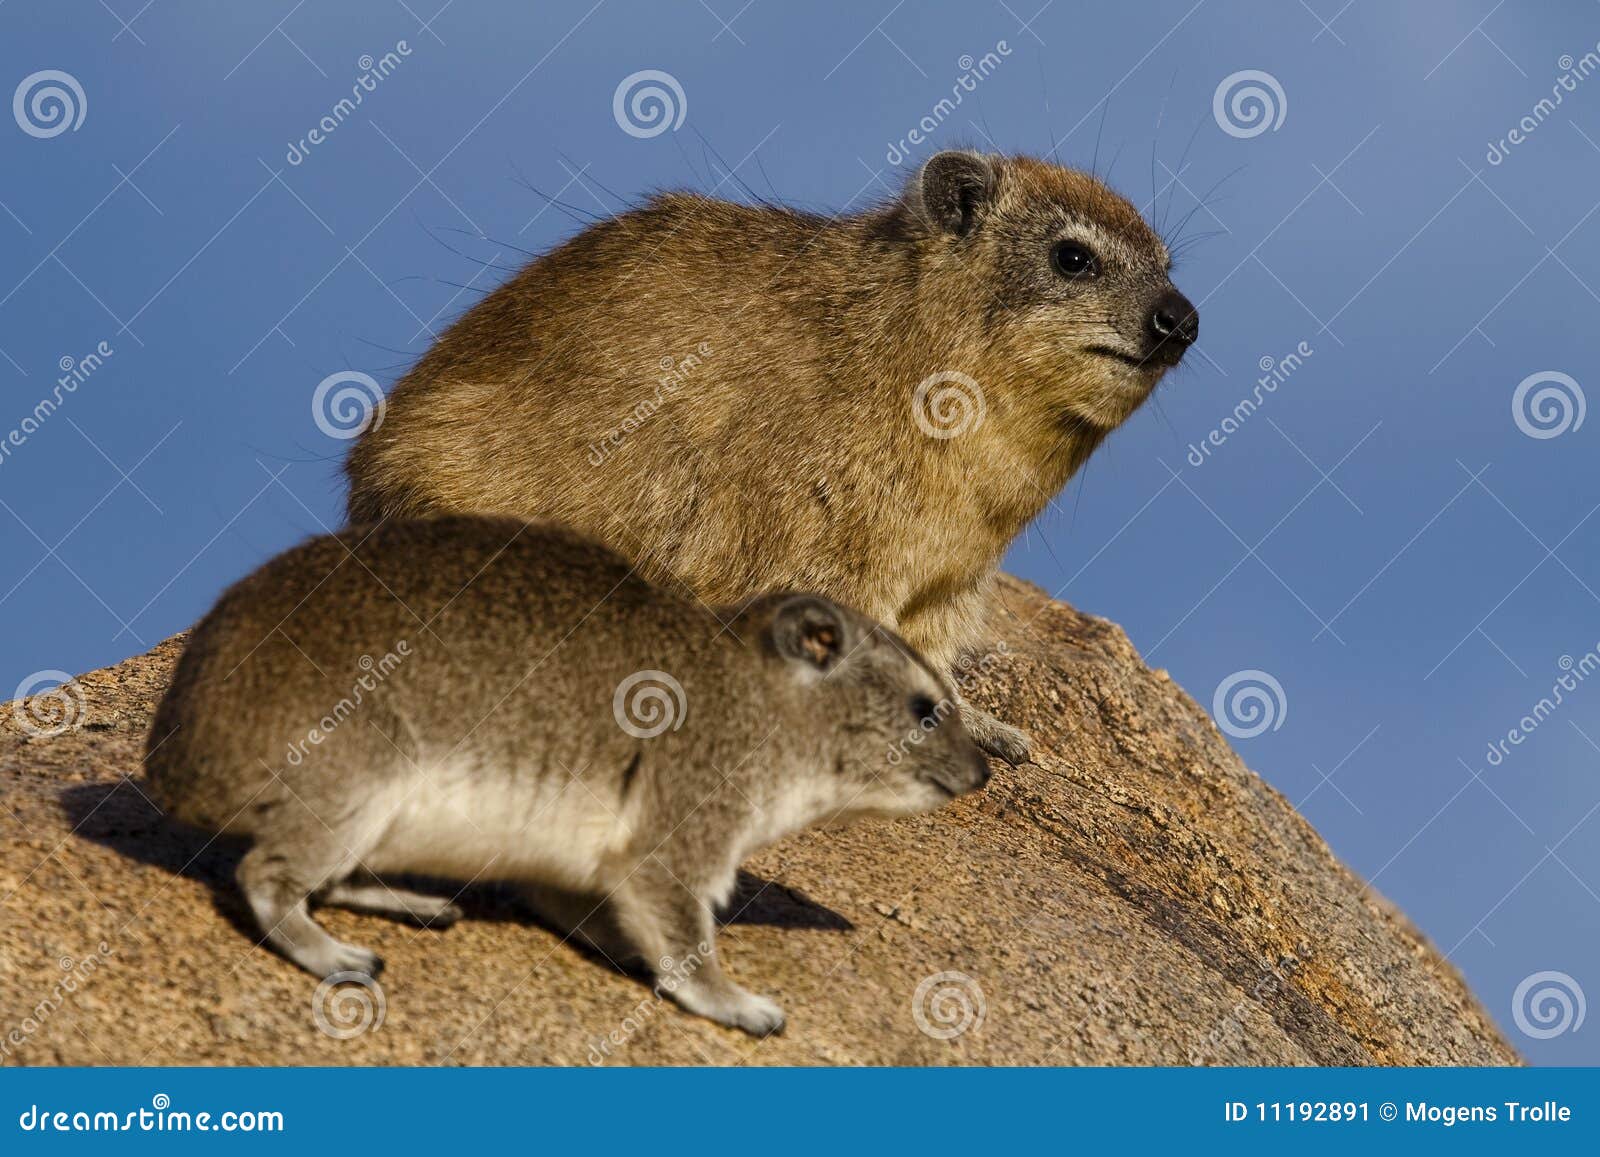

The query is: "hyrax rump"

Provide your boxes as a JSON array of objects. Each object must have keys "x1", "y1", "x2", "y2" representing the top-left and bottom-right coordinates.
[
  {"x1": 144, "y1": 515, "x2": 987, "y2": 1035},
  {"x1": 345, "y1": 150, "x2": 1198, "y2": 764}
]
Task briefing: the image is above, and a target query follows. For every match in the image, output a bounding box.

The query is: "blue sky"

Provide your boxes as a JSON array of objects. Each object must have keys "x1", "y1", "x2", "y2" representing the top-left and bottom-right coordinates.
[{"x1": 2, "y1": 1, "x2": 1597, "y2": 1063}]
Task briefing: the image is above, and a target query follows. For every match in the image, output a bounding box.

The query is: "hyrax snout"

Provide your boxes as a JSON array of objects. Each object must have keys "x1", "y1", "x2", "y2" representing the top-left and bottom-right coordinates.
[
  {"x1": 144, "y1": 515, "x2": 987, "y2": 1035},
  {"x1": 345, "y1": 150, "x2": 1196, "y2": 769}
]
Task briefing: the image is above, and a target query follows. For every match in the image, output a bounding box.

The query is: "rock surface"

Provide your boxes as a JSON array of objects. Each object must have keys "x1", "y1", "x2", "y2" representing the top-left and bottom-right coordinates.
[{"x1": 0, "y1": 576, "x2": 1516, "y2": 1065}]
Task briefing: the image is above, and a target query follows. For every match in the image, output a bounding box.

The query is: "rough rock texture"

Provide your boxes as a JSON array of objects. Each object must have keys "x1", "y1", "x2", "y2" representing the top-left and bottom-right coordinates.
[{"x1": 0, "y1": 577, "x2": 1516, "y2": 1065}]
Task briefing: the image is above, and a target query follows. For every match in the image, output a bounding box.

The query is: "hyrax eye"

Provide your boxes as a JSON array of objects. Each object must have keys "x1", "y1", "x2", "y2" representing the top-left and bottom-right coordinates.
[
  {"x1": 1051, "y1": 240, "x2": 1099, "y2": 280},
  {"x1": 910, "y1": 694, "x2": 939, "y2": 724}
]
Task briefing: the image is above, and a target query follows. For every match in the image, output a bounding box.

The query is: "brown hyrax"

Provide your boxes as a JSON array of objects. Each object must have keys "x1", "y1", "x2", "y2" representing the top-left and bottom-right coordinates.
[
  {"x1": 144, "y1": 515, "x2": 988, "y2": 1035},
  {"x1": 345, "y1": 150, "x2": 1198, "y2": 765}
]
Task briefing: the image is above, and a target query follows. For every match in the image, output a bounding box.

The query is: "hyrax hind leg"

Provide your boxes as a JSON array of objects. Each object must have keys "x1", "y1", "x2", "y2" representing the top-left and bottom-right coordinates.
[
  {"x1": 609, "y1": 857, "x2": 784, "y2": 1037},
  {"x1": 236, "y1": 816, "x2": 391, "y2": 980},
  {"x1": 320, "y1": 870, "x2": 463, "y2": 928}
]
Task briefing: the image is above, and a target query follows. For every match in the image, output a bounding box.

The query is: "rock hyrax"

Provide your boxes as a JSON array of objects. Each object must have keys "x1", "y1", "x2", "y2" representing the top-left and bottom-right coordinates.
[
  {"x1": 144, "y1": 515, "x2": 988, "y2": 1034},
  {"x1": 345, "y1": 150, "x2": 1198, "y2": 764}
]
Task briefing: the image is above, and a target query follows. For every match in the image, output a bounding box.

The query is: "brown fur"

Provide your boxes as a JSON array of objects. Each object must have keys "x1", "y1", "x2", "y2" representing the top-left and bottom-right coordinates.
[{"x1": 345, "y1": 151, "x2": 1195, "y2": 757}]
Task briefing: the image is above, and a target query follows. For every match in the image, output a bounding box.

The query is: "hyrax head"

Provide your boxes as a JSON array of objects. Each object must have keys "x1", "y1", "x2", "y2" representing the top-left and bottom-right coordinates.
[
  {"x1": 904, "y1": 150, "x2": 1198, "y2": 430},
  {"x1": 733, "y1": 593, "x2": 991, "y2": 818}
]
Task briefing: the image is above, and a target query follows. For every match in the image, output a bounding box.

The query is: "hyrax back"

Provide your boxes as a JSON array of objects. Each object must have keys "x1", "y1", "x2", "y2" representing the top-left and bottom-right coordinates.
[
  {"x1": 145, "y1": 515, "x2": 987, "y2": 1034},
  {"x1": 345, "y1": 152, "x2": 1197, "y2": 763}
]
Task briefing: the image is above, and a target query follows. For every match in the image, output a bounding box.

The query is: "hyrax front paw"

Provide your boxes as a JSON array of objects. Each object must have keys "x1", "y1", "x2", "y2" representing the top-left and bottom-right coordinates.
[
  {"x1": 671, "y1": 980, "x2": 786, "y2": 1037},
  {"x1": 960, "y1": 702, "x2": 1031, "y2": 766}
]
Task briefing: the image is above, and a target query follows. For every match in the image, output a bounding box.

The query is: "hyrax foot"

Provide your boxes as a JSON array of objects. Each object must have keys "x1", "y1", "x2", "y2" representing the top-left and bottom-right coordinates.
[
  {"x1": 961, "y1": 702, "x2": 1031, "y2": 766},
  {"x1": 670, "y1": 979, "x2": 786, "y2": 1037},
  {"x1": 321, "y1": 880, "x2": 463, "y2": 929}
]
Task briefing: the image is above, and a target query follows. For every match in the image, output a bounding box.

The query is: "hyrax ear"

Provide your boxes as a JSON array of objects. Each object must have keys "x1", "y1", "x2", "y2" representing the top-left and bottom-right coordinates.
[
  {"x1": 919, "y1": 151, "x2": 997, "y2": 236},
  {"x1": 769, "y1": 596, "x2": 850, "y2": 676}
]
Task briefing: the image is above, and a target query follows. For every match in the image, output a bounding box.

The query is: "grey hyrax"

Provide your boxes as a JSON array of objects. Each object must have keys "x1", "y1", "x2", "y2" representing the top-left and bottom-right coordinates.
[
  {"x1": 145, "y1": 516, "x2": 988, "y2": 1034},
  {"x1": 345, "y1": 150, "x2": 1198, "y2": 766}
]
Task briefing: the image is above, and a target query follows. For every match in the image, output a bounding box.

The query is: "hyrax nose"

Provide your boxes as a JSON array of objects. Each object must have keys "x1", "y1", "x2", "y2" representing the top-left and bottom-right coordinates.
[
  {"x1": 1148, "y1": 288, "x2": 1199, "y2": 353},
  {"x1": 969, "y1": 749, "x2": 992, "y2": 790}
]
